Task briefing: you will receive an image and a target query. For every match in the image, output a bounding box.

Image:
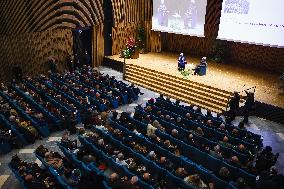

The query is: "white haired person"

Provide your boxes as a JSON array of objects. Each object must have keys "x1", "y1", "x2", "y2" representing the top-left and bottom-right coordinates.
[
  {"x1": 194, "y1": 57, "x2": 207, "y2": 75},
  {"x1": 178, "y1": 53, "x2": 187, "y2": 71}
]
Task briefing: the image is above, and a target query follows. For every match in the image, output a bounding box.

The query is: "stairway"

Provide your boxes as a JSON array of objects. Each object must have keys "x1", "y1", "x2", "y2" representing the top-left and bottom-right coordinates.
[{"x1": 125, "y1": 63, "x2": 236, "y2": 113}]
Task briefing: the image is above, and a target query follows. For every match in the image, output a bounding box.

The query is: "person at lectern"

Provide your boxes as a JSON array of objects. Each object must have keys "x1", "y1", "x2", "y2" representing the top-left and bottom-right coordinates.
[
  {"x1": 243, "y1": 90, "x2": 255, "y2": 123},
  {"x1": 194, "y1": 57, "x2": 207, "y2": 75},
  {"x1": 178, "y1": 53, "x2": 187, "y2": 71}
]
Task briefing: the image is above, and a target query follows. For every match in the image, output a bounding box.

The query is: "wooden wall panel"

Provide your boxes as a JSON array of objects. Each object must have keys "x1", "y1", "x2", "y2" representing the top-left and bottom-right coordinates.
[
  {"x1": 111, "y1": 21, "x2": 161, "y2": 55},
  {"x1": 228, "y1": 43, "x2": 284, "y2": 71},
  {"x1": 111, "y1": 0, "x2": 152, "y2": 27},
  {"x1": 0, "y1": 29, "x2": 73, "y2": 82},
  {"x1": 93, "y1": 25, "x2": 105, "y2": 67},
  {"x1": 110, "y1": 0, "x2": 160, "y2": 55},
  {"x1": 111, "y1": 22, "x2": 138, "y2": 55},
  {"x1": 145, "y1": 22, "x2": 161, "y2": 53},
  {"x1": 0, "y1": 0, "x2": 282, "y2": 74},
  {"x1": 0, "y1": 0, "x2": 104, "y2": 34},
  {"x1": 0, "y1": 0, "x2": 105, "y2": 81}
]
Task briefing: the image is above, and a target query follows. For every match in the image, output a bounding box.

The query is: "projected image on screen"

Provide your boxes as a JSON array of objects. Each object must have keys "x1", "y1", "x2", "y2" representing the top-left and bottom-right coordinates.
[
  {"x1": 152, "y1": 0, "x2": 208, "y2": 37},
  {"x1": 218, "y1": 0, "x2": 284, "y2": 47}
]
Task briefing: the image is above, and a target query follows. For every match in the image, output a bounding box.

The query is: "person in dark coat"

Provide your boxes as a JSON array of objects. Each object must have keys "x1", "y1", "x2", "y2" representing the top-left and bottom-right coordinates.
[
  {"x1": 48, "y1": 57, "x2": 58, "y2": 73},
  {"x1": 226, "y1": 91, "x2": 240, "y2": 123},
  {"x1": 66, "y1": 55, "x2": 74, "y2": 72},
  {"x1": 243, "y1": 90, "x2": 255, "y2": 123}
]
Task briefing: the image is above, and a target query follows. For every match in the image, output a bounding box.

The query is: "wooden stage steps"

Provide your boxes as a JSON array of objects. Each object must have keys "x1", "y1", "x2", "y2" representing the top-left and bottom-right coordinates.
[{"x1": 125, "y1": 63, "x2": 235, "y2": 113}]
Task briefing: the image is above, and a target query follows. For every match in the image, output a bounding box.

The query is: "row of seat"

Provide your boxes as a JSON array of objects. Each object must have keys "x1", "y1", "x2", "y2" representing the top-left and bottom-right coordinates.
[
  {"x1": 79, "y1": 129, "x2": 191, "y2": 189},
  {"x1": 0, "y1": 89, "x2": 50, "y2": 137},
  {"x1": 79, "y1": 135, "x2": 156, "y2": 189},
  {"x1": 155, "y1": 98, "x2": 262, "y2": 145},
  {"x1": 56, "y1": 74, "x2": 120, "y2": 108},
  {"x1": 0, "y1": 70, "x2": 139, "y2": 154},
  {"x1": 0, "y1": 114, "x2": 28, "y2": 154},
  {"x1": 49, "y1": 75, "x2": 109, "y2": 111},
  {"x1": 115, "y1": 114, "x2": 256, "y2": 188},
  {"x1": 12, "y1": 84, "x2": 61, "y2": 128},
  {"x1": 142, "y1": 104, "x2": 255, "y2": 159},
  {"x1": 108, "y1": 119, "x2": 234, "y2": 189}
]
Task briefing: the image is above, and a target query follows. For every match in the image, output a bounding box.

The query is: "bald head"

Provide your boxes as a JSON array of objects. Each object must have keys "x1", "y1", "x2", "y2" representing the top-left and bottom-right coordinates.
[
  {"x1": 143, "y1": 172, "x2": 150, "y2": 180},
  {"x1": 131, "y1": 176, "x2": 138, "y2": 184},
  {"x1": 110, "y1": 173, "x2": 119, "y2": 181}
]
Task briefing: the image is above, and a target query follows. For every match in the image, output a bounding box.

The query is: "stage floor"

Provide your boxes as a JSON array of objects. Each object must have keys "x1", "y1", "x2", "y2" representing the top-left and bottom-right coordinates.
[{"x1": 106, "y1": 52, "x2": 284, "y2": 108}]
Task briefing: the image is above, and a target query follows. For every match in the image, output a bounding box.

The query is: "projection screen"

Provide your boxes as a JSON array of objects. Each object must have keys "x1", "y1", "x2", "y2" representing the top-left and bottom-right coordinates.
[
  {"x1": 218, "y1": 0, "x2": 284, "y2": 48},
  {"x1": 152, "y1": 0, "x2": 208, "y2": 37}
]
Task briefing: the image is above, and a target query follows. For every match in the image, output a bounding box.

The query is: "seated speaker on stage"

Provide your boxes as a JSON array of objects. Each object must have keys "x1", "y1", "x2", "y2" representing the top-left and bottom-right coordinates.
[
  {"x1": 194, "y1": 57, "x2": 207, "y2": 76},
  {"x1": 178, "y1": 53, "x2": 187, "y2": 71}
]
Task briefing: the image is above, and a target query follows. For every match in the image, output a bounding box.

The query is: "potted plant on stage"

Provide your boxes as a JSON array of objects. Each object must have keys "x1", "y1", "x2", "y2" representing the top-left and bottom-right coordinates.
[
  {"x1": 136, "y1": 27, "x2": 147, "y2": 54},
  {"x1": 210, "y1": 40, "x2": 228, "y2": 63},
  {"x1": 120, "y1": 37, "x2": 139, "y2": 59}
]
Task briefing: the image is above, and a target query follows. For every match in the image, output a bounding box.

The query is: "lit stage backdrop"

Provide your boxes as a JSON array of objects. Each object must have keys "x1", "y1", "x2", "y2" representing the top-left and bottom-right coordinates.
[
  {"x1": 218, "y1": 0, "x2": 284, "y2": 47},
  {"x1": 152, "y1": 0, "x2": 208, "y2": 37}
]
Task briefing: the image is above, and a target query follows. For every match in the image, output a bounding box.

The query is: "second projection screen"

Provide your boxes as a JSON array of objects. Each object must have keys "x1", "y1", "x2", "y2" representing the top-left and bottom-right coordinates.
[{"x1": 152, "y1": 0, "x2": 208, "y2": 37}]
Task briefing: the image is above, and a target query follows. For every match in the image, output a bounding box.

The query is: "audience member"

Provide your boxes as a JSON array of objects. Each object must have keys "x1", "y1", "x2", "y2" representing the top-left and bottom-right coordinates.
[
  {"x1": 218, "y1": 167, "x2": 230, "y2": 182},
  {"x1": 184, "y1": 174, "x2": 207, "y2": 188}
]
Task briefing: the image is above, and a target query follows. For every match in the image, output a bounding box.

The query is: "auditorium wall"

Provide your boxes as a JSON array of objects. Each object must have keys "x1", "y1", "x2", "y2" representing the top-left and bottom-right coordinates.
[
  {"x1": 0, "y1": 0, "x2": 105, "y2": 82},
  {"x1": 0, "y1": 29, "x2": 73, "y2": 82},
  {"x1": 0, "y1": 0, "x2": 282, "y2": 78},
  {"x1": 110, "y1": 0, "x2": 161, "y2": 55},
  {"x1": 0, "y1": 0, "x2": 104, "y2": 34}
]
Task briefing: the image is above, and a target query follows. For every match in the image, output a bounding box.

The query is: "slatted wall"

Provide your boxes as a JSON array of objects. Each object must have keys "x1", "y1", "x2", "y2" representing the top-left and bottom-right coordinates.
[
  {"x1": 111, "y1": 0, "x2": 152, "y2": 26},
  {"x1": 0, "y1": 0, "x2": 283, "y2": 79},
  {"x1": 0, "y1": 0, "x2": 104, "y2": 34},
  {"x1": 110, "y1": 0, "x2": 161, "y2": 55},
  {"x1": 0, "y1": 29, "x2": 73, "y2": 81},
  {"x1": 0, "y1": 0, "x2": 105, "y2": 82},
  {"x1": 93, "y1": 25, "x2": 105, "y2": 67}
]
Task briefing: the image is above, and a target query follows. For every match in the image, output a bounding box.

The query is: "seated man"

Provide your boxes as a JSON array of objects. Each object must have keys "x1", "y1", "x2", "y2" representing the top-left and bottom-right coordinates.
[
  {"x1": 194, "y1": 57, "x2": 207, "y2": 75},
  {"x1": 184, "y1": 174, "x2": 207, "y2": 188},
  {"x1": 61, "y1": 131, "x2": 77, "y2": 150},
  {"x1": 178, "y1": 53, "x2": 187, "y2": 71}
]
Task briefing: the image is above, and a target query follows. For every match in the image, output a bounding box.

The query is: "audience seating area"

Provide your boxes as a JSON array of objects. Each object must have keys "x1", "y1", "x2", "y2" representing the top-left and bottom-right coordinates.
[
  {"x1": 5, "y1": 68, "x2": 282, "y2": 189},
  {"x1": 0, "y1": 66, "x2": 141, "y2": 154}
]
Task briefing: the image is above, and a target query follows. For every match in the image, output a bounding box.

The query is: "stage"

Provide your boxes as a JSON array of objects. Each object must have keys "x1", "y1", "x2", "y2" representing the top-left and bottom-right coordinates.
[{"x1": 105, "y1": 52, "x2": 284, "y2": 109}]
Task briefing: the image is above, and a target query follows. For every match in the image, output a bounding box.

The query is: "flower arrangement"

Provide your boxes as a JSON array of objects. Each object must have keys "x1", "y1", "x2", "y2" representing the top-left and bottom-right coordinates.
[
  {"x1": 181, "y1": 69, "x2": 193, "y2": 80},
  {"x1": 210, "y1": 40, "x2": 228, "y2": 63},
  {"x1": 121, "y1": 37, "x2": 137, "y2": 59}
]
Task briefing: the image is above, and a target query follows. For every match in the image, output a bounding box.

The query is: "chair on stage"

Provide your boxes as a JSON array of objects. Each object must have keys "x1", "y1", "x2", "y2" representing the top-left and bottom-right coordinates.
[{"x1": 199, "y1": 65, "x2": 207, "y2": 76}]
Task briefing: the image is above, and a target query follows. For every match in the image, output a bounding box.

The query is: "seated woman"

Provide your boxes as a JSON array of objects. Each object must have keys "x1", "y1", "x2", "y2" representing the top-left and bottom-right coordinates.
[{"x1": 194, "y1": 57, "x2": 207, "y2": 75}]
